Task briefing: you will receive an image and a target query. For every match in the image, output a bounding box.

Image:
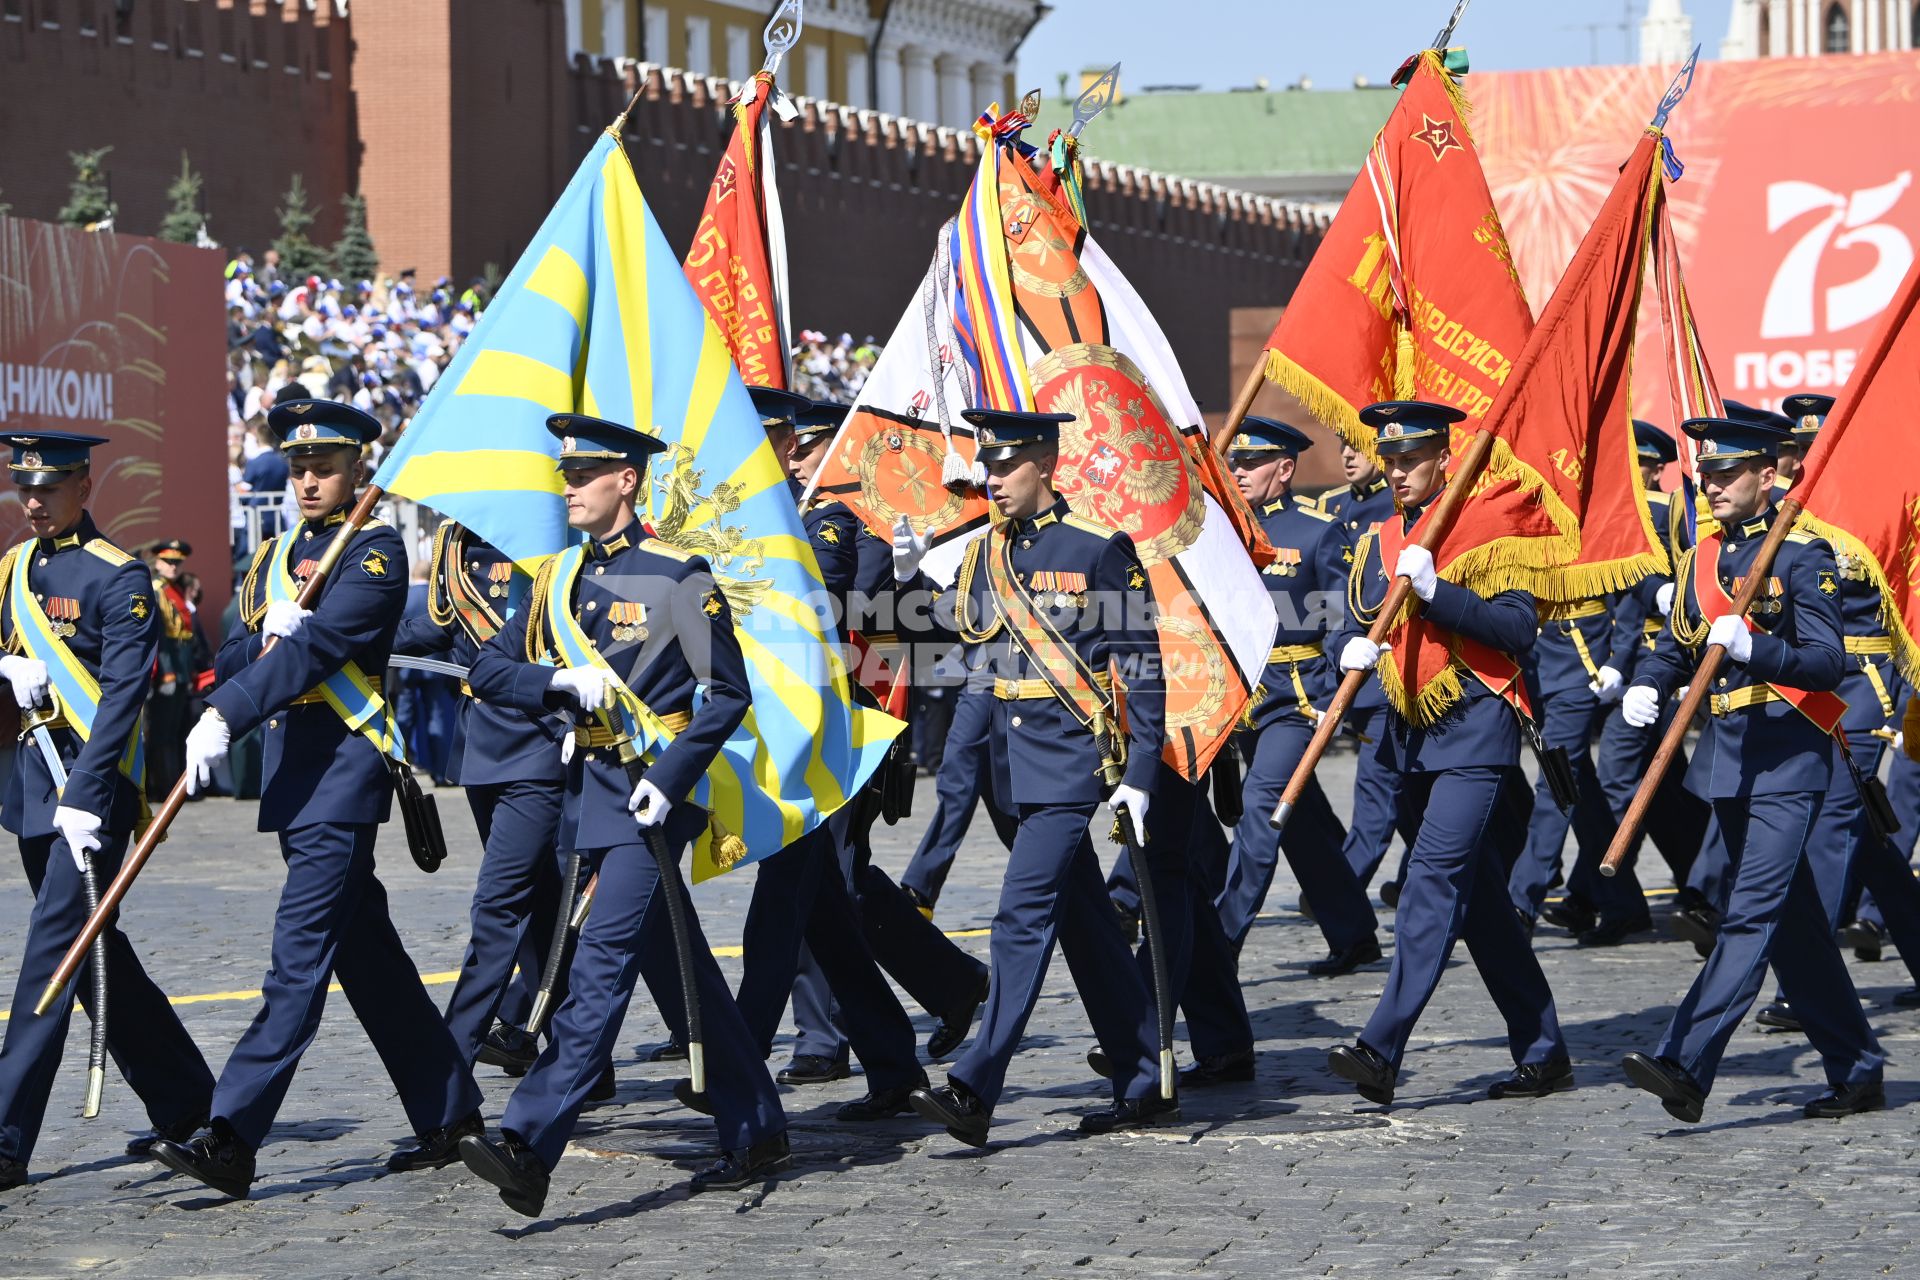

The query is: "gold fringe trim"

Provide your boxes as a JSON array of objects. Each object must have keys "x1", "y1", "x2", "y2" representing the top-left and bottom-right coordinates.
[
  {"x1": 1376, "y1": 648, "x2": 1466, "y2": 727},
  {"x1": 1787, "y1": 511, "x2": 1920, "y2": 689},
  {"x1": 1263, "y1": 348, "x2": 1372, "y2": 456}
]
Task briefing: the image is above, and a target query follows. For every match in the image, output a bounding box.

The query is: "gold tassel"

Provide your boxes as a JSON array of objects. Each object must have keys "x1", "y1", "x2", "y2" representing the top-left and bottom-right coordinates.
[
  {"x1": 1393, "y1": 324, "x2": 1418, "y2": 399},
  {"x1": 709, "y1": 817, "x2": 749, "y2": 872}
]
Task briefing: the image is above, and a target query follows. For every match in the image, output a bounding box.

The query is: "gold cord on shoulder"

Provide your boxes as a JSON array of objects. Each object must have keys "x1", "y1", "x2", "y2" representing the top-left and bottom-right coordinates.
[
  {"x1": 1348, "y1": 531, "x2": 1384, "y2": 624},
  {"x1": 239, "y1": 538, "x2": 274, "y2": 631},
  {"x1": 426, "y1": 522, "x2": 458, "y2": 628},
  {"x1": 1670, "y1": 547, "x2": 1710, "y2": 647},
  {"x1": 525, "y1": 554, "x2": 559, "y2": 664},
  {"x1": 954, "y1": 535, "x2": 1004, "y2": 644}
]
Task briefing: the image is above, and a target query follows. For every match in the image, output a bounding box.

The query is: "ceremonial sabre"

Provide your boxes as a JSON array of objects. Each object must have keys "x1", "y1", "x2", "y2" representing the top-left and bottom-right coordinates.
[
  {"x1": 525, "y1": 851, "x2": 582, "y2": 1038},
  {"x1": 25, "y1": 705, "x2": 107, "y2": 1118},
  {"x1": 39, "y1": 483, "x2": 389, "y2": 1017},
  {"x1": 1112, "y1": 803, "x2": 1175, "y2": 1100}
]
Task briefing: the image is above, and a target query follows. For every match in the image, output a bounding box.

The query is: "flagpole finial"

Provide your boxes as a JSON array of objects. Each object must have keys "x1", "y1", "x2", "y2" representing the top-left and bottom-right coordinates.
[
  {"x1": 1068, "y1": 63, "x2": 1121, "y2": 140},
  {"x1": 1651, "y1": 43, "x2": 1700, "y2": 128},
  {"x1": 761, "y1": 0, "x2": 804, "y2": 77},
  {"x1": 1430, "y1": 0, "x2": 1473, "y2": 50},
  {"x1": 607, "y1": 84, "x2": 645, "y2": 139}
]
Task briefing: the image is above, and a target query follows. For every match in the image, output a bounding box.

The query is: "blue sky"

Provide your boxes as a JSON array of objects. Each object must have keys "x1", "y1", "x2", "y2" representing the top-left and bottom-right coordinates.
[{"x1": 1021, "y1": 1, "x2": 1731, "y2": 94}]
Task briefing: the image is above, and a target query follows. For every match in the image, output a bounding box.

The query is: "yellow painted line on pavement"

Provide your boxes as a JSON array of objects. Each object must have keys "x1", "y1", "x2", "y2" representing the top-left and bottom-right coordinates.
[{"x1": 0, "y1": 928, "x2": 995, "y2": 1021}]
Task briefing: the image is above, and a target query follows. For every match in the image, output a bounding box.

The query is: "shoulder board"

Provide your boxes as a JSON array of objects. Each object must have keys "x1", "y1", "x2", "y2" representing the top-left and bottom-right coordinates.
[
  {"x1": 640, "y1": 537, "x2": 694, "y2": 562},
  {"x1": 1646, "y1": 490, "x2": 1672, "y2": 507},
  {"x1": 1299, "y1": 505, "x2": 1336, "y2": 524},
  {"x1": 1061, "y1": 514, "x2": 1117, "y2": 537},
  {"x1": 1785, "y1": 530, "x2": 1818, "y2": 545},
  {"x1": 83, "y1": 538, "x2": 134, "y2": 567}
]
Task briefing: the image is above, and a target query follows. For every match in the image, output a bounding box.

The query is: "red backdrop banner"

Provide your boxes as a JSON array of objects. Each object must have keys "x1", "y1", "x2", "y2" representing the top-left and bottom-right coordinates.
[
  {"x1": 0, "y1": 217, "x2": 229, "y2": 629},
  {"x1": 1474, "y1": 50, "x2": 1920, "y2": 422}
]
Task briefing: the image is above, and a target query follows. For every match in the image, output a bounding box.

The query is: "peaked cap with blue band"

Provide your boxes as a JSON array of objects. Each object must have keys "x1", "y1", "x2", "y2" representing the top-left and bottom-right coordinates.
[
  {"x1": 5, "y1": 430, "x2": 109, "y2": 488},
  {"x1": 1682, "y1": 414, "x2": 1795, "y2": 473},
  {"x1": 1358, "y1": 400, "x2": 1466, "y2": 457},
  {"x1": 1780, "y1": 392, "x2": 1835, "y2": 439},
  {"x1": 1633, "y1": 419, "x2": 1678, "y2": 465},
  {"x1": 962, "y1": 408, "x2": 1075, "y2": 462},
  {"x1": 545, "y1": 413, "x2": 668, "y2": 468},
  {"x1": 748, "y1": 385, "x2": 813, "y2": 432},
  {"x1": 793, "y1": 399, "x2": 851, "y2": 446},
  {"x1": 1227, "y1": 416, "x2": 1316, "y2": 457},
  {"x1": 267, "y1": 398, "x2": 382, "y2": 454}
]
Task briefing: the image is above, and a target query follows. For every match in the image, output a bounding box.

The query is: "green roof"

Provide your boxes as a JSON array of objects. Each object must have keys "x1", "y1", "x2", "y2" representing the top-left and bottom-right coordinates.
[{"x1": 1030, "y1": 86, "x2": 1397, "y2": 181}]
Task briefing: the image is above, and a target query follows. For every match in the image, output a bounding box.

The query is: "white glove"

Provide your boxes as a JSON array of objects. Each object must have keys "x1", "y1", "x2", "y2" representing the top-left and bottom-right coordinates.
[
  {"x1": 0, "y1": 654, "x2": 50, "y2": 711},
  {"x1": 1894, "y1": 732, "x2": 1905, "y2": 754},
  {"x1": 1621, "y1": 685, "x2": 1661, "y2": 728},
  {"x1": 184, "y1": 709, "x2": 231, "y2": 796},
  {"x1": 262, "y1": 600, "x2": 312, "y2": 640},
  {"x1": 1339, "y1": 636, "x2": 1390, "y2": 672},
  {"x1": 1655, "y1": 583, "x2": 1676, "y2": 617},
  {"x1": 1588, "y1": 665, "x2": 1625, "y2": 702},
  {"x1": 1107, "y1": 784, "x2": 1151, "y2": 846},
  {"x1": 892, "y1": 516, "x2": 932, "y2": 583},
  {"x1": 549, "y1": 666, "x2": 614, "y2": 712},
  {"x1": 558, "y1": 718, "x2": 577, "y2": 766},
  {"x1": 1395, "y1": 545, "x2": 1438, "y2": 602},
  {"x1": 51, "y1": 805, "x2": 103, "y2": 871},
  {"x1": 628, "y1": 778, "x2": 671, "y2": 829},
  {"x1": 1706, "y1": 615, "x2": 1753, "y2": 663}
]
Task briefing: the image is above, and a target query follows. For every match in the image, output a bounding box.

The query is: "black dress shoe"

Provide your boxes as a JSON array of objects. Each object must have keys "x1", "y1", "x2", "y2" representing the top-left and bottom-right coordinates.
[
  {"x1": 458, "y1": 1133, "x2": 549, "y2": 1218},
  {"x1": 1803, "y1": 1079, "x2": 1885, "y2": 1118},
  {"x1": 1540, "y1": 897, "x2": 1598, "y2": 935},
  {"x1": 1086, "y1": 1048, "x2": 1113, "y2": 1079},
  {"x1": 0, "y1": 1157, "x2": 26, "y2": 1190},
  {"x1": 836, "y1": 1075, "x2": 927, "y2": 1122},
  {"x1": 928, "y1": 971, "x2": 991, "y2": 1060},
  {"x1": 1838, "y1": 919, "x2": 1887, "y2": 962},
  {"x1": 908, "y1": 1083, "x2": 991, "y2": 1148},
  {"x1": 1177, "y1": 1049, "x2": 1256, "y2": 1089},
  {"x1": 1755, "y1": 1001, "x2": 1802, "y2": 1032},
  {"x1": 674, "y1": 1078, "x2": 716, "y2": 1116},
  {"x1": 476, "y1": 1024, "x2": 540, "y2": 1077},
  {"x1": 127, "y1": 1110, "x2": 208, "y2": 1160},
  {"x1": 151, "y1": 1123, "x2": 257, "y2": 1199},
  {"x1": 1078, "y1": 1092, "x2": 1182, "y2": 1135},
  {"x1": 1893, "y1": 986, "x2": 1920, "y2": 1008},
  {"x1": 1488, "y1": 1059, "x2": 1575, "y2": 1099},
  {"x1": 1620, "y1": 1052, "x2": 1705, "y2": 1123},
  {"x1": 587, "y1": 1067, "x2": 617, "y2": 1104},
  {"x1": 643, "y1": 1040, "x2": 689, "y2": 1063},
  {"x1": 1577, "y1": 914, "x2": 1652, "y2": 948},
  {"x1": 1379, "y1": 880, "x2": 1401, "y2": 909},
  {"x1": 1327, "y1": 1042, "x2": 1396, "y2": 1105},
  {"x1": 776, "y1": 1054, "x2": 850, "y2": 1085},
  {"x1": 1307, "y1": 936, "x2": 1383, "y2": 976},
  {"x1": 690, "y1": 1132, "x2": 792, "y2": 1192},
  {"x1": 1669, "y1": 904, "x2": 1720, "y2": 958},
  {"x1": 387, "y1": 1110, "x2": 484, "y2": 1173}
]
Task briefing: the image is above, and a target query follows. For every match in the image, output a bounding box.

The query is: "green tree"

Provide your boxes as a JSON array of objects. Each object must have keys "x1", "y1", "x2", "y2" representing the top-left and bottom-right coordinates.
[
  {"x1": 58, "y1": 146, "x2": 115, "y2": 228},
  {"x1": 271, "y1": 173, "x2": 328, "y2": 280},
  {"x1": 159, "y1": 151, "x2": 206, "y2": 244},
  {"x1": 331, "y1": 192, "x2": 378, "y2": 284}
]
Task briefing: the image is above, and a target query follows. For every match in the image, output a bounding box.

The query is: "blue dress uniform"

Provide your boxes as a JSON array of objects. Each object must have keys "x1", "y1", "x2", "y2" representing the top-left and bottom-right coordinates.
[
  {"x1": 1213, "y1": 420, "x2": 1380, "y2": 969},
  {"x1": 1620, "y1": 414, "x2": 1884, "y2": 1122},
  {"x1": 906, "y1": 410, "x2": 1168, "y2": 1144},
  {"x1": 0, "y1": 433, "x2": 214, "y2": 1185},
  {"x1": 155, "y1": 402, "x2": 480, "y2": 1198},
  {"x1": 1592, "y1": 423, "x2": 1710, "y2": 916},
  {"x1": 900, "y1": 673, "x2": 1019, "y2": 904},
  {"x1": 392, "y1": 524, "x2": 570, "y2": 1069},
  {"x1": 460, "y1": 414, "x2": 786, "y2": 1210},
  {"x1": 1325, "y1": 402, "x2": 1568, "y2": 1105},
  {"x1": 725, "y1": 389, "x2": 924, "y2": 1106},
  {"x1": 1321, "y1": 473, "x2": 1417, "y2": 896}
]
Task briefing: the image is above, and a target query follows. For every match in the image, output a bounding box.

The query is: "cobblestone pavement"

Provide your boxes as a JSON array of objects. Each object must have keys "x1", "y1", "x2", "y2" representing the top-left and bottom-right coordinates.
[{"x1": 0, "y1": 752, "x2": 1915, "y2": 1279}]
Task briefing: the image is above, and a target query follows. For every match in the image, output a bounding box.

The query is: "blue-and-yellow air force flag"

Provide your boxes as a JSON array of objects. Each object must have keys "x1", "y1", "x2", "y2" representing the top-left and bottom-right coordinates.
[{"x1": 375, "y1": 129, "x2": 902, "y2": 880}]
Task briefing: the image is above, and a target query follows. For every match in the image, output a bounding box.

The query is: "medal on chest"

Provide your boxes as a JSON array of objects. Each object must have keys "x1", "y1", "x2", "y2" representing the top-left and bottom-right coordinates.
[
  {"x1": 1263, "y1": 547, "x2": 1303, "y2": 578},
  {"x1": 608, "y1": 600, "x2": 648, "y2": 643},
  {"x1": 45, "y1": 596, "x2": 80, "y2": 638},
  {"x1": 486, "y1": 560, "x2": 512, "y2": 599},
  {"x1": 1026, "y1": 570, "x2": 1087, "y2": 610}
]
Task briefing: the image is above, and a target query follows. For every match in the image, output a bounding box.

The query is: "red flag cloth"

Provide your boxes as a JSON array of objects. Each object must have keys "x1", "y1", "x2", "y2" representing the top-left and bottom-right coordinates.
[
  {"x1": 1262, "y1": 50, "x2": 1533, "y2": 447},
  {"x1": 683, "y1": 71, "x2": 787, "y2": 389},
  {"x1": 1786, "y1": 255, "x2": 1920, "y2": 682}
]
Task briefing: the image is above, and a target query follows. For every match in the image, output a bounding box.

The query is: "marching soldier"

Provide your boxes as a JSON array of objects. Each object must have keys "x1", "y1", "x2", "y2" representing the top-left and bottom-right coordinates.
[
  {"x1": 0, "y1": 431, "x2": 214, "y2": 1187},
  {"x1": 155, "y1": 400, "x2": 482, "y2": 1198},
  {"x1": 392, "y1": 524, "x2": 582, "y2": 1083},
  {"x1": 1619, "y1": 413, "x2": 1886, "y2": 1122},
  {"x1": 720, "y1": 386, "x2": 927, "y2": 1117},
  {"x1": 457, "y1": 412, "x2": 788, "y2": 1213},
  {"x1": 1592, "y1": 422, "x2": 1709, "y2": 946},
  {"x1": 894, "y1": 408, "x2": 1172, "y2": 1145},
  {"x1": 1215, "y1": 418, "x2": 1381, "y2": 977},
  {"x1": 1324, "y1": 401, "x2": 1571, "y2": 1105},
  {"x1": 145, "y1": 538, "x2": 211, "y2": 795},
  {"x1": 1320, "y1": 440, "x2": 1416, "y2": 904}
]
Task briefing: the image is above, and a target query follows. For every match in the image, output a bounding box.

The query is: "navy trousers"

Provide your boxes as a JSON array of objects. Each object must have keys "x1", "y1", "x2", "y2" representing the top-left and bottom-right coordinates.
[
  {"x1": 0, "y1": 832, "x2": 214, "y2": 1163},
  {"x1": 734, "y1": 823, "x2": 921, "y2": 1090},
  {"x1": 1655, "y1": 792, "x2": 1884, "y2": 1093},
  {"x1": 1174, "y1": 781, "x2": 1254, "y2": 1061},
  {"x1": 1855, "y1": 738, "x2": 1920, "y2": 930},
  {"x1": 1508, "y1": 691, "x2": 1624, "y2": 922},
  {"x1": 1594, "y1": 699, "x2": 1706, "y2": 892},
  {"x1": 1794, "y1": 741, "x2": 1920, "y2": 990},
  {"x1": 1359, "y1": 767, "x2": 1566, "y2": 1073},
  {"x1": 504, "y1": 827, "x2": 785, "y2": 1167},
  {"x1": 443, "y1": 781, "x2": 566, "y2": 1065},
  {"x1": 901, "y1": 683, "x2": 1018, "y2": 904},
  {"x1": 212, "y1": 823, "x2": 480, "y2": 1149},
  {"x1": 948, "y1": 802, "x2": 1156, "y2": 1108},
  {"x1": 1218, "y1": 718, "x2": 1375, "y2": 952},
  {"x1": 1340, "y1": 704, "x2": 1416, "y2": 890}
]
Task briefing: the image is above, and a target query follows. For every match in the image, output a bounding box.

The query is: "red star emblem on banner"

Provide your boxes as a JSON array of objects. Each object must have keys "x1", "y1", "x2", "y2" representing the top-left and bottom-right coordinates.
[{"x1": 1411, "y1": 114, "x2": 1463, "y2": 162}]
